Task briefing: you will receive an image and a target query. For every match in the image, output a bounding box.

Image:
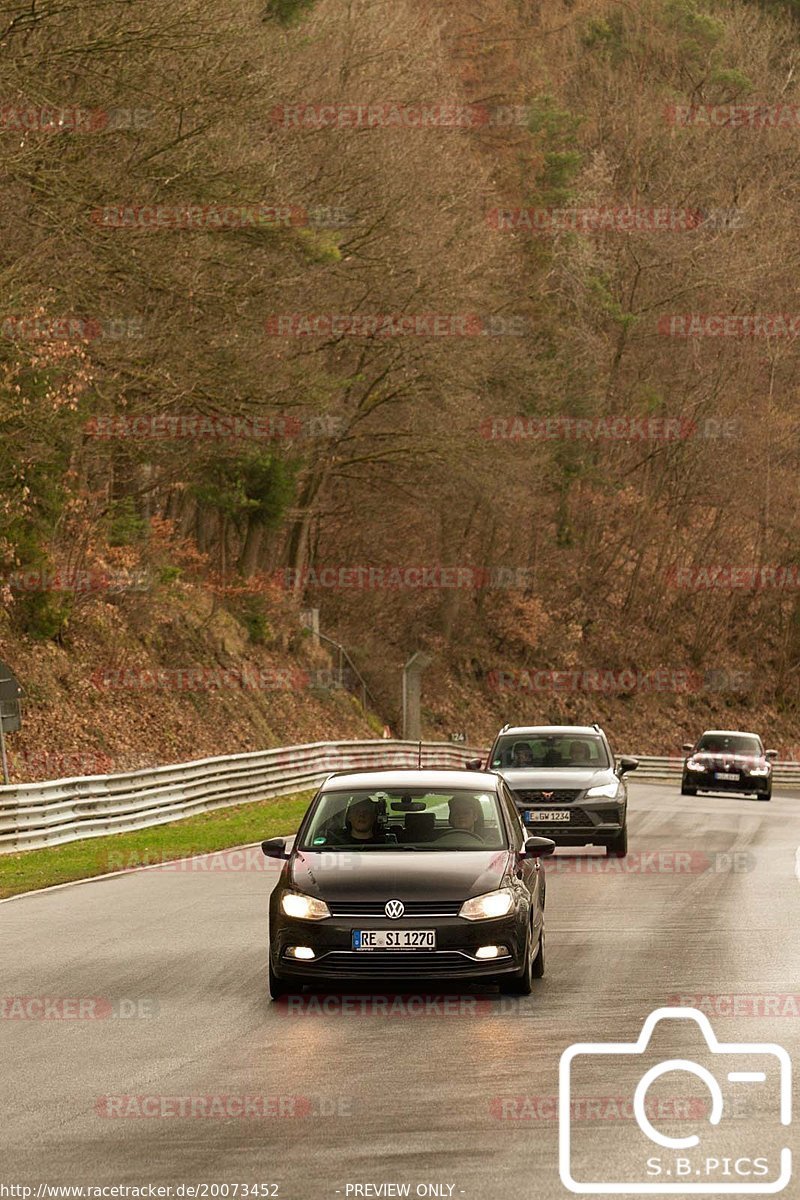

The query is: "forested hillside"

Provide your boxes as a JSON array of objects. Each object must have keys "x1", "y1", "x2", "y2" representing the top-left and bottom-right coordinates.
[{"x1": 1, "y1": 0, "x2": 799, "y2": 775}]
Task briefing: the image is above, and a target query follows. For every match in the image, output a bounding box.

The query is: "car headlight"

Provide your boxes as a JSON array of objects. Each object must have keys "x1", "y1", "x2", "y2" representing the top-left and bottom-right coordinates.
[
  {"x1": 586, "y1": 781, "x2": 620, "y2": 798},
  {"x1": 459, "y1": 888, "x2": 515, "y2": 921},
  {"x1": 281, "y1": 891, "x2": 331, "y2": 921},
  {"x1": 686, "y1": 759, "x2": 705, "y2": 772},
  {"x1": 746, "y1": 765, "x2": 770, "y2": 776}
]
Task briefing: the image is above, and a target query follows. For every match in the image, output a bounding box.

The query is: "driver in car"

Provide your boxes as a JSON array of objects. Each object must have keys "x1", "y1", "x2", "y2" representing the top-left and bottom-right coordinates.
[
  {"x1": 334, "y1": 797, "x2": 389, "y2": 844},
  {"x1": 511, "y1": 742, "x2": 535, "y2": 767},
  {"x1": 446, "y1": 794, "x2": 484, "y2": 839}
]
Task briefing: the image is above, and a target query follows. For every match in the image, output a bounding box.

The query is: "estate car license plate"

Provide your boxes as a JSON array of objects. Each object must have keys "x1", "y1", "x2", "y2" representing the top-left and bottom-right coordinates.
[
  {"x1": 526, "y1": 810, "x2": 571, "y2": 823},
  {"x1": 352, "y1": 930, "x2": 436, "y2": 950},
  {"x1": 715, "y1": 772, "x2": 739, "y2": 781}
]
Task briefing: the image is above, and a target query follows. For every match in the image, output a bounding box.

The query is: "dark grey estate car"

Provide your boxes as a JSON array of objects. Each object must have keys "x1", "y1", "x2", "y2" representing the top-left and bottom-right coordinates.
[{"x1": 469, "y1": 724, "x2": 638, "y2": 857}]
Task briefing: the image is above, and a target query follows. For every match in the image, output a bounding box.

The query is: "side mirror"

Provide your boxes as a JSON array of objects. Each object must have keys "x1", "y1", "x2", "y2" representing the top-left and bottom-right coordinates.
[
  {"x1": 465, "y1": 758, "x2": 483, "y2": 771},
  {"x1": 261, "y1": 837, "x2": 289, "y2": 859},
  {"x1": 765, "y1": 749, "x2": 778, "y2": 760},
  {"x1": 616, "y1": 756, "x2": 639, "y2": 776},
  {"x1": 522, "y1": 836, "x2": 556, "y2": 858},
  {"x1": 681, "y1": 742, "x2": 694, "y2": 753}
]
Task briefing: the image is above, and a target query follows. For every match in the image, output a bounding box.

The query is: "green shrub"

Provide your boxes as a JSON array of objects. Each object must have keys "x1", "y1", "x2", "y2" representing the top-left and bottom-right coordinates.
[{"x1": 263, "y1": 0, "x2": 317, "y2": 25}]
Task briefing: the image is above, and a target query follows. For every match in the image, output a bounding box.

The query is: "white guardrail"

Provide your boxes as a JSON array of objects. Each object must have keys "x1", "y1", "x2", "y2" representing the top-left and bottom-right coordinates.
[{"x1": 1, "y1": 744, "x2": 798, "y2": 853}]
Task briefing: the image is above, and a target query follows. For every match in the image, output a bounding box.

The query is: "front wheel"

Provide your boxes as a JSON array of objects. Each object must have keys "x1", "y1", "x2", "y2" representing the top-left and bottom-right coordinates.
[
  {"x1": 681, "y1": 780, "x2": 697, "y2": 796},
  {"x1": 757, "y1": 788, "x2": 772, "y2": 802},
  {"x1": 268, "y1": 960, "x2": 291, "y2": 1001},
  {"x1": 531, "y1": 927, "x2": 545, "y2": 979},
  {"x1": 500, "y1": 929, "x2": 535, "y2": 995},
  {"x1": 607, "y1": 826, "x2": 628, "y2": 857}
]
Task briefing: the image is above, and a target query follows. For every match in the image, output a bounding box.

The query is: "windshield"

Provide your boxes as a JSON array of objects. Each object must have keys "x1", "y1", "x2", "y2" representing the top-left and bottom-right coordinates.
[
  {"x1": 299, "y1": 787, "x2": 508, "y2": 851},
  {"x1": 491, "y1": 733, "x2": 609, "y2": 770},
  {"x1": 695, "y1": 734, "x2": 762, "y2": 757}
]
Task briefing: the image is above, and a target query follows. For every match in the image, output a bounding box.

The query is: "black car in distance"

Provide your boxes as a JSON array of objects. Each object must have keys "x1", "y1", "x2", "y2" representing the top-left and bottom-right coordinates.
[
  {"x1": 681, "y1": 729, "x2": 778, "y2": 800},
  {"x1": 262, "y1": 769, "x2": 555, "y2": 999}
]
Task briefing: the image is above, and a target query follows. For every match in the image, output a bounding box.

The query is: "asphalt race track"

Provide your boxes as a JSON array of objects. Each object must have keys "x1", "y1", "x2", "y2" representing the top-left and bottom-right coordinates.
[{"x1": 3, "y1": 781, "x2": 799, "y2": 1199}]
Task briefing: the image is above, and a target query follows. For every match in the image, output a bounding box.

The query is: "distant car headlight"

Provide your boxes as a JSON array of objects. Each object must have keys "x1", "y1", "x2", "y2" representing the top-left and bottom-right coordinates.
[
  {"x1": 686, "y1": 759, "x2": 705, "y2": 772},
  {"x1": 281, "y1": 891, "x2": 331, "y2": 921},
  {"x1": 586, "y1": 781, "x2": 620, "y2": 798},
  {"x1": 746, "y1": 765, "x2": 770, "y2": 777},
  {"x1": 459, "y1": 888, "x2": 514, "y2": 921}
]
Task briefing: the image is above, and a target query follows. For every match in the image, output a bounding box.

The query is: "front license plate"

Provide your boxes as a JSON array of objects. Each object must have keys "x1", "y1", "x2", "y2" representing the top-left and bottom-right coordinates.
[
  {"x1": 352, "y1": 930, "x2": 436, "y2": 950},
  {"x1": 715, "y1": 772, "x2": 739, "y2": 781},
  {"x1": 526, "y1": 810, "x2": 571, "y2": 823}
]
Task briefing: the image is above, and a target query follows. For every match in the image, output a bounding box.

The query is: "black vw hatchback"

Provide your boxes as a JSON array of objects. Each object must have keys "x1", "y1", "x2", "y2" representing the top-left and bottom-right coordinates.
[{"x1": 262, "y1": 769, "x2": 555, "y2": 999}]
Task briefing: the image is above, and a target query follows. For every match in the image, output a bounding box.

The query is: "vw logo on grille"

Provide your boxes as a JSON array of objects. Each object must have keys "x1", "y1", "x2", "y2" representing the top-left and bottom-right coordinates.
[{"x1": 385, "y1": 899, "x2": 405, "y2": 919}]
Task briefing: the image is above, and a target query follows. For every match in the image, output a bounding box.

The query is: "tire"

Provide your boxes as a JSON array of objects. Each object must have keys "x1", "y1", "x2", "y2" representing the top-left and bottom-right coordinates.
[
  {"x1": 500, "y1": 928, "x2": 535, "y2": 995},
  {"x1": 680, "y1": 779, "x2": 697, "y2": 796},
  {"x1": 607, "y1": 826, "x2": 628, "y2": 857},
  {"x1": 531, "y1": 926, "x2": 545, "y2": 979},
  {"x1": 268, "y1": 960, "x2": 291, "y2": 1001},
  {"x1": 758, "y1": 788, "x2": 772, "y2": 802}
]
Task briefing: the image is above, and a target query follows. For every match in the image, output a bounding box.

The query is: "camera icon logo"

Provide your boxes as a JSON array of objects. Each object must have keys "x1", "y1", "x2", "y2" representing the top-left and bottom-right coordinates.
[{"x1": 559, "y1": 1007, "x2": 792, "y2": 1194}]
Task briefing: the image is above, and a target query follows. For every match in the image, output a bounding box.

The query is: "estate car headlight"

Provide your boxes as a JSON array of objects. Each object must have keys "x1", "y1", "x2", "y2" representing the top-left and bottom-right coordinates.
[
  {"x1": 281, "y1": 891, "x2": 331, "y2": 921},
  {"x1": 586, "y1": 781, "x2": 621, "y2": 798},
  {"x1": 459, "y1": 888, "x2": 515, "y2": 921}
]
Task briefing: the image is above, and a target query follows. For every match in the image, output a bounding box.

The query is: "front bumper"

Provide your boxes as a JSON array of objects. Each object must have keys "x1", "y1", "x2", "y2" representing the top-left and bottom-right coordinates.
[
  {"x1": 270, "y1": 913, "x2": 525, "y2": 981},
  {"x1": 683, "y1": 770, "x2": 770, "y2": 794},
  {"x1": 514, "y1": 800, "x2": 625, "y2": 846}
]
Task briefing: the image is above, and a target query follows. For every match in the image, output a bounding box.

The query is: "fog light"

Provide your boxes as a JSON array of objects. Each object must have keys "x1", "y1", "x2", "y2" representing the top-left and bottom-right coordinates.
[
  {"x1": 288, "y1": 946, "x2": 315, "y2": 960},
  {"x1": 475, "y1": 945, "x2": 501, "y2": 959}
]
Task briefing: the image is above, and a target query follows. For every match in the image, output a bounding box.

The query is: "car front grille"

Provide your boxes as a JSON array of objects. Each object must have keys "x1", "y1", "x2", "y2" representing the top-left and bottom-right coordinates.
[
  {"x1": 310, "y1": 950, "x2": 493, "y2": 974},
  {"x1": 523, "y1": 807, "x2": 595, "y2": 826},
  {"x1": 326, "y1": 900, "x2": 463, "y2": 919},
  {"x1": 514, "y1": 789, "x2": 583, "y2": 804}
]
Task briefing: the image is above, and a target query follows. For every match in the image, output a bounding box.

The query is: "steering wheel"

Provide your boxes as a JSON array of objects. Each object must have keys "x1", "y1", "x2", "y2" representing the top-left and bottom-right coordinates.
[{"x1": 435, "y1": 828, "x2": 485, "y2": 845}]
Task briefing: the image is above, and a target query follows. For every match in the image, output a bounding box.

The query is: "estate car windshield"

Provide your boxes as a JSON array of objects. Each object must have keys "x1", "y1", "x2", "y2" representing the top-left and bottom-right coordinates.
[
  {"x1": 299, "y1": 787, "x2": 508, "y2": 851},
  {"x1": 491, "y1": 734, "x2": 610, "y2": 769}
]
